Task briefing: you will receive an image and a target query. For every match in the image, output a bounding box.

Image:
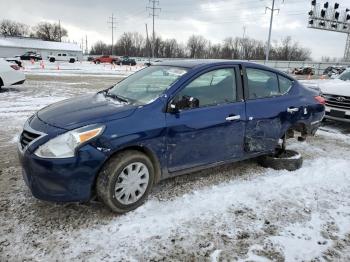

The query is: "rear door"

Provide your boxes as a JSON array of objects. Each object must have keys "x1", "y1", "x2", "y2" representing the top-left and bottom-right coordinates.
[
  {"x1": 243, "y1": 67, "x2": 299, "y2": 153},
  {"x1": 165, "y1": 66, "x2": 246, "y2": 172}
]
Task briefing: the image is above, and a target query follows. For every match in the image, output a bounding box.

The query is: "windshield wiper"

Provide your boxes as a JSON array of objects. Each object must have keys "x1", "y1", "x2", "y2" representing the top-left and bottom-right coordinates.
[{"x1": 105, "y1": 91, "x2": 130, "y2": 103}]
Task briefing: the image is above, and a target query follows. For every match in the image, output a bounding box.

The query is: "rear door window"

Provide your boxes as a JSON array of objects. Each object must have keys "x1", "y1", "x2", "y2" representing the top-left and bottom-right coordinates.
[{"x1": 246, "y1": 68, "x2": 279, "y2": 99}]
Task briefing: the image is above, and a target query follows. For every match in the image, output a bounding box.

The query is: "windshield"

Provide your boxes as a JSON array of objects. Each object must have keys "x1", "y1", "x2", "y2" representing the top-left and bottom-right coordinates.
[
  {"x1": 338, "y1": 71, "x2": 350, "y2": 81},
  {"x1": 107, "y1": 66, "x2": 188, "y2": 105}
]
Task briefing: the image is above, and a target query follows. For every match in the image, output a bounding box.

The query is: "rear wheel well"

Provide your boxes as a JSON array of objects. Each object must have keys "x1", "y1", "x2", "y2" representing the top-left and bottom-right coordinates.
[
  {"x1": 0, "y1": 77, "x2": 3, "y2": 87},
  {"x1": 286, "y1": 122, "x2": 308, "y2": 139}
]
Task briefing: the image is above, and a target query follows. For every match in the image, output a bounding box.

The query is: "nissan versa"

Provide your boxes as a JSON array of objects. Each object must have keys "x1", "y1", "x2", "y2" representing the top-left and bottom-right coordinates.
[{"x1": 18, "y1": 60, "x2": 325, "y2": 213}]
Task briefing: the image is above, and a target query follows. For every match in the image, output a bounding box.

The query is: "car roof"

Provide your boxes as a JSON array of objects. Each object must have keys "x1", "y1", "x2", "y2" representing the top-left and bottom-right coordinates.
[
  {"x1": 154, "y1": 59, "x2": 268, "y2": 69},
  {"x1": 153, "y1": 59, "x2": 293, "y2": 80}
]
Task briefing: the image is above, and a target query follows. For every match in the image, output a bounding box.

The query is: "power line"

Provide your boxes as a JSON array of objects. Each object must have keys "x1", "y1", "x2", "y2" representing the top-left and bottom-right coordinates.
[
  {"x1": 107, "y1": 13, "x2": 117, "y2": 55},
  {"x1": 147, "y1": 0, "x2": 161, "y2": 58}
]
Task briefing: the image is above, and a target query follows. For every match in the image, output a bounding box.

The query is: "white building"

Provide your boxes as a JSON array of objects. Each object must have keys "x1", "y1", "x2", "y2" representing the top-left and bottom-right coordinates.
[{"x1": 0, "y1": 36, "x2": 83, "y2": 60}]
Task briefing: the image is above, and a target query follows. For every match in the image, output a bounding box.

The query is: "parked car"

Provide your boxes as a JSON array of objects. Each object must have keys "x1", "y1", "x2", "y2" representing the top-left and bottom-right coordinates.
[
  {"x1": 0, "y1": 59, "x2": 25, "y2": 90},
  {"x1": 5, "y1": 57, "x2": 23, "y2": 67},
  {"x1": 93, "y1": 55, "x2": 119, "y2": 64},
  {"x1": 17, "y1": 51, "x2": 42, "y2": 61},
  {"x1": 117, "y1": 56, "x2": 137, "y2": 66},
  {"x1": 317, "y1": 69, "x2": 350, "y2": 122},
  {"x1": 323, "y1": 66, "x2": 347, "y2": 78},
  {"x1": 86, "y1": 56, "x2": 95, "y2": 62},
  {"x1": 48, "y1": 53, "x2": 78, "y2": 63},
  {"x1": 144, "y1": 59, "x2": 162, "y2": 67},
  {"x1": 292, "y1": 66, "x2": 315, "y2": 75},
  {"x1": 18, "y1": 60, "x2": 325, "y2": 213}
]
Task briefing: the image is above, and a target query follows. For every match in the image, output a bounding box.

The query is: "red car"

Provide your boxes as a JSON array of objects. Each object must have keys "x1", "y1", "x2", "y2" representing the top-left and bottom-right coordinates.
[{"x1": 93, "y1": 56, "x2": 119, "y2": 64}]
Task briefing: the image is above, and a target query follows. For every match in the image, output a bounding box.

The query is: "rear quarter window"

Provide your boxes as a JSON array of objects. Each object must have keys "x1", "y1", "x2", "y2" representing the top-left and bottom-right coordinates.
[{"x1": 278, "y1": 75, "x2": 293, "y2": 94}]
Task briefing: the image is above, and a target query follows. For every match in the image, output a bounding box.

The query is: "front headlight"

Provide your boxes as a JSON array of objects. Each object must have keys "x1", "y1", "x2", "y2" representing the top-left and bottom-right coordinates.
[{"x1": 34, "y1": 124, "x2": 105, "y2": 158}]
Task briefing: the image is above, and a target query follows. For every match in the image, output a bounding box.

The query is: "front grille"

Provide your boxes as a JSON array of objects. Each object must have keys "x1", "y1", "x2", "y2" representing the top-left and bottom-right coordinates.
[
  {"x1": 20, "y1": 130, "x2": 41, "y2": 149},
  {"x1": 323, "y1": 93, "x2": 350, "y2": 110}
]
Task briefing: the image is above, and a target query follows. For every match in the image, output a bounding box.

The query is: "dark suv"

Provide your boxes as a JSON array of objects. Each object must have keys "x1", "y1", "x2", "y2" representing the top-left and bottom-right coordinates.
[
  {"x1": 18, "y1": 60, "x2": 325, "y2": 213},
  {"x1": 18, "y1": 51, "x2": 42, "y2": 61},
  {"x1": 117, "y1": 56, "x2": 137, "y2": 66}
]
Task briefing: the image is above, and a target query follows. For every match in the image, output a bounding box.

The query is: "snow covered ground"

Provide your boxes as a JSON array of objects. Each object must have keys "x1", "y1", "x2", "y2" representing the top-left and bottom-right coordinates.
[
  {"x1": 20, "y1": 60, "x2": 143, "y2": 77},
  {"x1": 0, "y1": 74, "x2": 350, "y2": 261}
]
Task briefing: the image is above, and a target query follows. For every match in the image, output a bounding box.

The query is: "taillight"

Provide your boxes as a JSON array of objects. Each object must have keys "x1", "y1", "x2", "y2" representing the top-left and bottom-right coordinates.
[
  {"x1": 315, "y1": 96, "x2": 326, "y2": 105},
  {"x1": 10, "y1": 64, "x2": 20, "y2": 70}
]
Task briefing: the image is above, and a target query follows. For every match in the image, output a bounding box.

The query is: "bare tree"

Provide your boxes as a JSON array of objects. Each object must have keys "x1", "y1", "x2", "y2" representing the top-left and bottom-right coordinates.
[
  {"x1": 90, "y1": 32, "x2": 311, "y2": 61},
  {"x1": 187, "y1": 35, "x2": 208, "y2": 58},
  {"x1": 222, "y1": 37, "x2": 239, "y2": 59},
  {"x1": 131, "y1": 32, "x2": 145, "y2": 56},
  {"x1": 33, "y1": 22, "x2": 68, "y2": 41},
  {"x1": 90, "y1": 41, "x2": 110, "y2": 55},
  {"x1": 271, "y1": 36, "x2": 311, "y2": 61},
  {"x1": 0, "y1": 19, "x2": 29, "y2": 37},
  {"x1": 163, "y1": 39, "x2": 178, "y2": 58},
  {"x1": 116, "y1": 32, "x2": 133, "y2": 56}
]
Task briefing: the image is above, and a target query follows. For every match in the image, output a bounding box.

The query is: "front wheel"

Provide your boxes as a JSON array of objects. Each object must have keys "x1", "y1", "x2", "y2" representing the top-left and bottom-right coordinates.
[{"x1": 96, "y1": 150, "x2": 155, "y2": 213}]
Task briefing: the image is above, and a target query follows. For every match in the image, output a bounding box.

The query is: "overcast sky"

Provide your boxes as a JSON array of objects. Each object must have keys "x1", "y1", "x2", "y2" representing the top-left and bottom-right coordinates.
[{"x1": 1, "y1": 0, "x2": 349, "y2": 60}]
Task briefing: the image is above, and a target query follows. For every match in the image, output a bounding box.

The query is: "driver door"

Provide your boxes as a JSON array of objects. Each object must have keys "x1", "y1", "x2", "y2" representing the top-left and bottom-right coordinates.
[{"x1": 165, "y1": 66, "x2": 246, "y2": 173}]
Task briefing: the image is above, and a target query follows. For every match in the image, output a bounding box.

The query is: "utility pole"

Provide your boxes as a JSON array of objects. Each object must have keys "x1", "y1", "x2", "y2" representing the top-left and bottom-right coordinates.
[
  {"x1": 108, "y1": 14, "x2": 117, "y2": 55},
  {"x1": 58, "y1": 20, "x2": 62, "y2": 42},
  {"x1": 145, "y1": 24, "x2": 151, "y2": 63},
  {"x1": 241, "y1": 25, "x2": 247, "y2": 59},
  {"x1": 265, "y1": 0, "x2": 280, "y2": 62},
  {"x1": 85, "y1": 35, "x2": 88, "y2": 54},
  {"x1": 147, "y1": 0, "x2": 161, "y2": 58}
]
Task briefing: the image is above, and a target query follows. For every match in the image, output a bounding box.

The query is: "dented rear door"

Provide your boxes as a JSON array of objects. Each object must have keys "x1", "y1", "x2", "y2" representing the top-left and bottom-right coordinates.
[{"x1": 243, "y1": 67, "x2": 299, "y2": 153}]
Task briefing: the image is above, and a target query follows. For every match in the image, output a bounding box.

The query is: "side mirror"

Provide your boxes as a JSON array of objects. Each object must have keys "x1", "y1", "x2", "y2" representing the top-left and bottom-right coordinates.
[
  {"x1": 168, "y1": 102, "x2": 179, "y2": 113},
  {"x1": 167, "y1": 95, "x2": 199, "y2": 113}
]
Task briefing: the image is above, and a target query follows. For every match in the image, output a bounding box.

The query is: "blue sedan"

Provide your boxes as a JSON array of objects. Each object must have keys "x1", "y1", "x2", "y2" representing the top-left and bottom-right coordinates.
[{"x1": 18, "y1": 60, "x2": 325, "y2": 213}]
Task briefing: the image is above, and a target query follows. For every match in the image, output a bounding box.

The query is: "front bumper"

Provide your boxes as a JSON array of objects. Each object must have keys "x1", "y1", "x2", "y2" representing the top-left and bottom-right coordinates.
[
  {"x1": 18, "y1": 144, "x2": 107, "y2": 202},
  {"x1": 18, "y1": 116, "x2": 108, "y2": 202},
  {"x1": 324, "y1": 106, "x2": 350, "y2": 123}
]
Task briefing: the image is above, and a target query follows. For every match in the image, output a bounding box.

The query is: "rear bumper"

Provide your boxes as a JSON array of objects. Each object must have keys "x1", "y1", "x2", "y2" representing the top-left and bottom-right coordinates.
[
  {"x1": 12, "y1": 79, "x2": 25, "y2": 85},
  {"x1": 2, "y1": 69, "x2": 25, "y2": 86}
]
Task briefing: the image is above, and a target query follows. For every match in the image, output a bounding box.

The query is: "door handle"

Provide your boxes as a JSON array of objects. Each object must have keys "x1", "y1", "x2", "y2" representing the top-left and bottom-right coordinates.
[
  {"x1": 287, "y1": 107, "x2": 299, "y2": 113},
  {"x1": 226, "y1": 115, "x2": 241, "y2": 121}
]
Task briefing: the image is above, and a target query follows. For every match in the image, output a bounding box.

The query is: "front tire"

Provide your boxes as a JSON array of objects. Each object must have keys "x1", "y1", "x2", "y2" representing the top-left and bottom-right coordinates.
[{"x1": 96, "y1": 150, "x2": 155, "y2": 213}]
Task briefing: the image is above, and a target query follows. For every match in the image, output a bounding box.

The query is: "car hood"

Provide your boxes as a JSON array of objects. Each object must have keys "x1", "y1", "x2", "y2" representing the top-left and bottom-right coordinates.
[
  {"x1": 300, "y1": 79, "x2": 350, "y2": 96},
  {"x1": 318, "y1": 79, "x2": 350, "y2": 96},
  {"x1": 37, "y1": 93, "x2": 137, "y2": 130}
]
